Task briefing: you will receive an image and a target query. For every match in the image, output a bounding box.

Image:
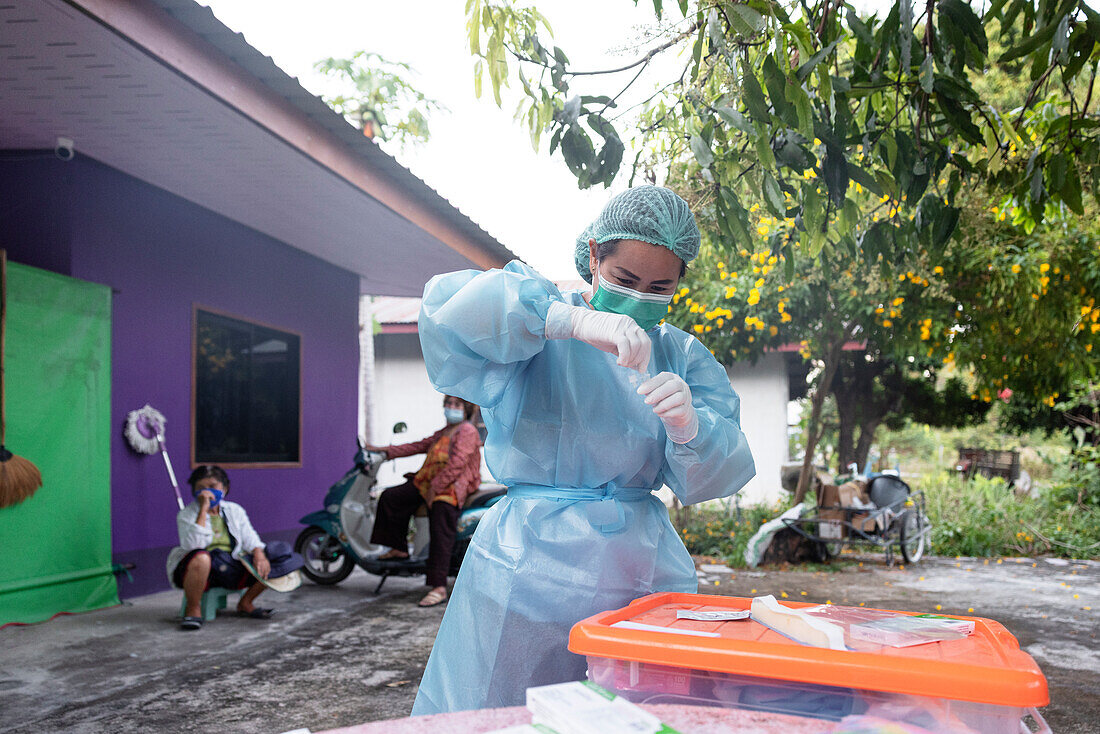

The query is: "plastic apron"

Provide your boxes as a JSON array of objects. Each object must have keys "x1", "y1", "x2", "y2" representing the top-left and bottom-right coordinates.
[{"x1": 411, "y1": 261, "x2": 756, "y2": 714}]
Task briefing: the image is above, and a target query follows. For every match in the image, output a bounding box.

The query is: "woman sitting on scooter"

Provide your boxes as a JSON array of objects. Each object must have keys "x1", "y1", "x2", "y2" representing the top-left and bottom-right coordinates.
[{"x1": 366, "y1": 395, "x2": 482, "y2": 607}]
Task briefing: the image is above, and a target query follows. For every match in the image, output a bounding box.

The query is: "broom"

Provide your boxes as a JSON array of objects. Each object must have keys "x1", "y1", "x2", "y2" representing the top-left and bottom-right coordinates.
[{"x1": 0, "y1": 250, "x2": 43, "y2": 509}]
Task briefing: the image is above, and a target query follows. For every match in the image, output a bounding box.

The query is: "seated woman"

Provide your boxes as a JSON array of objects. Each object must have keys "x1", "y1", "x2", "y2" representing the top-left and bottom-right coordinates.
[
  {"x1": 166, "y1": 465, "x2": 304, "y2": 630},
  {"x1": 367, "y1": 395, "x2": 482, "y2": 607}
]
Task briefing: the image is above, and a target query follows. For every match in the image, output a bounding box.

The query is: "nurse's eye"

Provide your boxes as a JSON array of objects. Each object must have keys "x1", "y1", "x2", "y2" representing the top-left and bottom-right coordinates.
[{"x1": 616, "y1": 276, "x2": 637, "y2": 287}]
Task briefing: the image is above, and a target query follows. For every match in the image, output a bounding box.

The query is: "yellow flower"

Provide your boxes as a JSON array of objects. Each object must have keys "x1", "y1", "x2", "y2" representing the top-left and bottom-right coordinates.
[
  {"x1": 757, "y1": 224, "x2": 770, "y2": 236},
  {"x1": 769, "y1": 325, "x2": 778, "y2": 336},
  {"x1": 1011, "y1": 264, "x2": 1022, "y2": 274},
  {"x1": 875, "y1": 306, "x2": 885, "y2": 314},
  {"x1": 883, "y1": 319, "x2": 893, "y2": 327},
  {"x1": 1040, "y1": 263, "x2": 1050, "y2": 273},
  {"x1": 747, "y1": 290, "x2": 760, "y2": 306},
  {"x1": 724, "y1": 286, "x2": 737, "y2": 299},
  {"x1": 693, "y1": 324, "x2": 704, "y2": 334},
  {"x1": 891, "y1": 296, "x2": 904, "y2": 307},
  {"x1": 754, "y1": 278, "x2": 765, "y2": 288},
  {"x1": 933, "y1": 266, "x2": 944, "y2": 275},
  {"x1": 781, "y1": 312, "x2": 792, "y2": 323}
]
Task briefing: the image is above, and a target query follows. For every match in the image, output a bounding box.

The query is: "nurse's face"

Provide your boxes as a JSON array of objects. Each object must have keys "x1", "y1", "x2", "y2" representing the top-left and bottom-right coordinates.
[{"x1": 588, "y1": 238, "x2": 683, "y2": 297}]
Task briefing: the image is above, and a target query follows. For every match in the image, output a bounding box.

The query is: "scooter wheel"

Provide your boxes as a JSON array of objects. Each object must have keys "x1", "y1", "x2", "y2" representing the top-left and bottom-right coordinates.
[{"x1": 295, "y1": 527, "x2": 354, "y2": 585}]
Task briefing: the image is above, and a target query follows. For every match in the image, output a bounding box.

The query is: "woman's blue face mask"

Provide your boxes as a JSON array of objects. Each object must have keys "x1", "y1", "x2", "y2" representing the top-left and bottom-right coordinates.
[
  {"x1": 589, "y1": 267, "x2": 673, "y2": 331},
  {"x1": 194, "y1": 487, "x2": 224, "y2": 508}
]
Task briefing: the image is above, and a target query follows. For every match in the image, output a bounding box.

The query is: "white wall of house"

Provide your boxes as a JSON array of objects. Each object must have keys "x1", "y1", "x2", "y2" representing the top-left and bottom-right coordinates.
[
  {"x1": 368, "y1": 327, "x2": 791, "y2": 505},
  {"x1": 726, "y1": 352, "x2": 790, "y2": 506},
  {"x1": 371, "y1": 331, "x2": 453, "y2": 488}
]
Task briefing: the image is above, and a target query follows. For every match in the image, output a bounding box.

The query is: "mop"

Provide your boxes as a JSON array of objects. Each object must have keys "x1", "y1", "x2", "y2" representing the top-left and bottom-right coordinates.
[
  {"x1": 124, "y1": 405, "x2": 302, "y2": 591},
  {"x1": 124, "y1": 405, "x2": 185, "y2": 509}
]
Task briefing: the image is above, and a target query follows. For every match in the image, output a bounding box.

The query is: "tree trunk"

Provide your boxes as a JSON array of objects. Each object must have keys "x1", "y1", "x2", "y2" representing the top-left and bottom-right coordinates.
[
  {"x1": 853, "y1": 417, "x2": 881, "y2": 470},
  {"x1": 835, "y1": 391, "x2": 857, "y2": 474},
  {"x1": 793, "y1": 339, "x2": 845, "y2": 505}
]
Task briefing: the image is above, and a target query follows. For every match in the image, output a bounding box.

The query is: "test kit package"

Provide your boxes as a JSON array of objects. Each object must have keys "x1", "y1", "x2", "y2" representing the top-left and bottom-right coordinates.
[
  {"x1": 525, "y1": 681, "x2": 681, "y2": 734},
  {"x1": 569, "y1": 592, "x2": 1049, "y2": 734}
]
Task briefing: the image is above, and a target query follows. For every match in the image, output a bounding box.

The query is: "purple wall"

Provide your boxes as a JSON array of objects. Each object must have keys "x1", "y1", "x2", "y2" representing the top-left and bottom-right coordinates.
[{"x1": 2, "y1": 155, "x2": 359, "y2": 597}]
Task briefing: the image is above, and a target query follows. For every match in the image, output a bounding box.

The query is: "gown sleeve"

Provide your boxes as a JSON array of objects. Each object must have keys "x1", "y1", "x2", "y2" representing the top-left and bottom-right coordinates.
[
  {"x1": 660, "y1": 335, "x2": 756, "y2": 505},
  {"x1": 418, "y1": 261, "x2": 567, "y2": 408}
]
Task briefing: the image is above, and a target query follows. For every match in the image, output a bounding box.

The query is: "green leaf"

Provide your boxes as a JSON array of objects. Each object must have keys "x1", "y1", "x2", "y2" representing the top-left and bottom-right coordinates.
[
  {"x1": 938, "y1": 97, "x2": 984, "y2": 145},
  {"x1": 754, "y1": 129, "x2": 777, "y2": 169},
  {"x1": 762, "y1": 172, "x2": 786, "y2": 217},
  {"x1": 762, "y1": 55, "x2": 794, "y2": 124},
  {"x1": 999, "y1": 17, "x2": 1060, "y2": 63},
  {"x1": 716, "y1": 106, "x2": 754, "y2": 134},
  {"x1": 823, "y1": 146, "x2": 849, "y2": 208},
  {"x1": 849, "y1": 164, "x2": 883, "y2": 195},
  {"x1": 794, "y1": 37, "x2": 842, "y2": 82},
  {"x1": 932, "y1": 205, "x2": 960, "y2": 248},
  {"x1": 899, "y1": 0, "x2": 913, "y2": 70},
  {"x1": 1081, "y1": 1, "x2": 1100, "y2": 46},
  {"x1": 728, "y1": 3, "x2": 766, "y2": 35},
  {"x1": 740, "y1": 59, "x2": 771, "y2": 121},
  {"x1": 651, "y1": 0, "x2": 664, "y2": 20},
  {"x1": 786, "y1": 78, "x2": 814, "y2": 139},
  {"x1": 919, "y1": 54, "x2": 934, "y2": 94},
  {"x1": 938, "y1": 0, "x2": 988, "y2": 56},
  {"x1": 690, "y1": 133, "x2": 715, "y2": 168},
  {"x1": 1060, "y1": 168, "x2": 1084, "y2": 214},
  {"x1": 846, "y1": 9, "x2": 875, "y2": 48}
]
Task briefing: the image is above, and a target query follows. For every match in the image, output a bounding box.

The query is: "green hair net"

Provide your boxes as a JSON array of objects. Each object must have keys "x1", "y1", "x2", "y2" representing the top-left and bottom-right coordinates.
[{"x1": 574, "y1": 185, "x2": 700, "y2": 283}]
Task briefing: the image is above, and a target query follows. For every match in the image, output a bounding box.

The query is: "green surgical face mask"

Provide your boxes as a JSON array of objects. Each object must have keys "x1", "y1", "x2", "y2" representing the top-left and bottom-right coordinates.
[{"x1": 590, "y1": 267, "x2": 673, "y2": 331}]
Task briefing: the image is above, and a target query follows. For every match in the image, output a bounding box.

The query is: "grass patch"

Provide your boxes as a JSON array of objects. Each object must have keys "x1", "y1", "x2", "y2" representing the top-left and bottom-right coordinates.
[
  {"x1": 920, "y1": 471, "x2": 1100, "y2": 559},
  {"x1": 677, "y1": 470, "x2": 1100, "y2": 566}
]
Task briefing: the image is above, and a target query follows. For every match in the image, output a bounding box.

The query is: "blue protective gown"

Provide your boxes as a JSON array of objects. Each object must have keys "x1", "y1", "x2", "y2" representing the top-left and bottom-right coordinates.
[{"x1": 410, "y1": 261, "x2": 755, "y2": 714}]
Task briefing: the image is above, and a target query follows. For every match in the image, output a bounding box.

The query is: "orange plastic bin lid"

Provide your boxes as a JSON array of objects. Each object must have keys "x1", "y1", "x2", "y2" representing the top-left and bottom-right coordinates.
[{"x1": 568, "y1": 593, "x2": 1048, "y2": 708}]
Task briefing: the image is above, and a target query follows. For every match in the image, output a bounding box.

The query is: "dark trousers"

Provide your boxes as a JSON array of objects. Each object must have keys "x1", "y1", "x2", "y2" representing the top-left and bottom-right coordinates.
[{"x1": 369, "y1": 479, "x2": 460, "y2": 588}]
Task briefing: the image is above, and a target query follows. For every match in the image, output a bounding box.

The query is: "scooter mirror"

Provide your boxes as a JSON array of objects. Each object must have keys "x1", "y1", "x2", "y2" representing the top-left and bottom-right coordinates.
[{"x1": 392, "y1": 421, "x2": 407, "y2": 434}]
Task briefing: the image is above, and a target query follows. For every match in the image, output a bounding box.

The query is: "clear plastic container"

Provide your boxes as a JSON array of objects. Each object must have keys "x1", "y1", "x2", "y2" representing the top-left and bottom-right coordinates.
[{"x1": 570, "y1": 593, "x2": 1051, "y2": 734}]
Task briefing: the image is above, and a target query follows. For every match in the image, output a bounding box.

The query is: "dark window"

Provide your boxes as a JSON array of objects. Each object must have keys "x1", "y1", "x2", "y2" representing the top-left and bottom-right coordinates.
[{"x1": 194, "y1": 308, "x2": 301, "y2": 465}]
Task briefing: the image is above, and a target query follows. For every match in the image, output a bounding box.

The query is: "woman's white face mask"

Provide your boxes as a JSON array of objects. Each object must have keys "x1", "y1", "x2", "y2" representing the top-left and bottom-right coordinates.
[{"x1": 444, "y1": 408, "x2": 465, "y2": 424}]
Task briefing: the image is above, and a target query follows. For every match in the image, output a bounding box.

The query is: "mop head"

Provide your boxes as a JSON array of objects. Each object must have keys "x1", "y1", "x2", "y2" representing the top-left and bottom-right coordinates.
[{"x1": 124, "y1": 404, "x2": 166, "y2": 455}]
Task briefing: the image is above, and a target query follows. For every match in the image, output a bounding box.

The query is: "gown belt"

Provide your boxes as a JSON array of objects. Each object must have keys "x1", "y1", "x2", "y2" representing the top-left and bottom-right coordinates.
[{"x1": 506, "y1": 484, "x2": 654, "y2": 535}]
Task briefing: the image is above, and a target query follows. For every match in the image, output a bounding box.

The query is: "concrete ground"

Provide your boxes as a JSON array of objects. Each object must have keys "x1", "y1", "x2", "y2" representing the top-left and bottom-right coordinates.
[{"x1": 1, "y1": 554, "x2": 1096, "y2": 734}]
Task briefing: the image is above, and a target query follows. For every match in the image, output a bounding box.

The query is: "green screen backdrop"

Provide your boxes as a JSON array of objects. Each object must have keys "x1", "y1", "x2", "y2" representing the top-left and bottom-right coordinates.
[{"x1": 0, "y1": 262, "x2": 117, "y2": 626}]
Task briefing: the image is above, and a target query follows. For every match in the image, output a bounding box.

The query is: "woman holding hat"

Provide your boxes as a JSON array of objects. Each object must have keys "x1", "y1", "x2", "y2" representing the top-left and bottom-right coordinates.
[
  {"x1": 167, "y1": 465, "x2": 305, "y2": 630},
  {"x1": 411, "y1": 186, "x2": 756, "y2": 713}
]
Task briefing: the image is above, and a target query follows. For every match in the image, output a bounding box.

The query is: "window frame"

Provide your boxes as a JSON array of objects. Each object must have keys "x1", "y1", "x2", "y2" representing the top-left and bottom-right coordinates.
[{"x1": 190, "y1": 304, "x2": 303, "y2": 469}]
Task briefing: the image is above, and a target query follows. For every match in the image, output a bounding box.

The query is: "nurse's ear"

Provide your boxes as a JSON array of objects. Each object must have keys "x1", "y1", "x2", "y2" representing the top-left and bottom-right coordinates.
[{"x1": 588, "y1": 238, "x2": 599, "y2": 282}]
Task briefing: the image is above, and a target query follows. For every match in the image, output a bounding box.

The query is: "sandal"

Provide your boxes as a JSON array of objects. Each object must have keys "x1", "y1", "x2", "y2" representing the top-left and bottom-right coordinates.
[
  {"x1": 418, "y1": 588, "x2": 447, "y2": 607},
  {"x1": 180, "y1": 616, "x2": 203, "y2": 631},
  {"x1": 376, "y1": 549, "x2": 410, "y2": 561},
  {"x1": 236, "y1": 607, "x2": 276, "y2": 619}
]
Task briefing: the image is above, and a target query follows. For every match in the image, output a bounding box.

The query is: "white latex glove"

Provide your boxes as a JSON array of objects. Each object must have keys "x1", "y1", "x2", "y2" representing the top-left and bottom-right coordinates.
[
  {"x1": 546, "y1": 301, "x2": 651, "y2": 373},
  {"x1": 638, "y1": 372, "x2": 699, "y2": 444}
]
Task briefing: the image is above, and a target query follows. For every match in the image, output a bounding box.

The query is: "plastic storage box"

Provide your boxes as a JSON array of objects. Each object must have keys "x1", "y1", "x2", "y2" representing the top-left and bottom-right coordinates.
[{"x1": 569, "y1": 593, "x2": 1050, "y2": 734}]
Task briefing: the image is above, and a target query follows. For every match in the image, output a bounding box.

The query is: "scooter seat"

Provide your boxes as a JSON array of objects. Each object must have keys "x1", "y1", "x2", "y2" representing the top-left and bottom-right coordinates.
[{"x1": 464, "y1": 485, "x2": 507, "y2": 510}]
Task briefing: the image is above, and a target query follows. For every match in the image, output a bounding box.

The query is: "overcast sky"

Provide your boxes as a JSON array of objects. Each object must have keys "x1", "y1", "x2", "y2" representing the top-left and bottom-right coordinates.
[
  {"x1": 200, "y1": 1, "x2": 895, "y2": 279},
  {"x1": 199, "y1": 0, "x2": 690, "y2": 280}
]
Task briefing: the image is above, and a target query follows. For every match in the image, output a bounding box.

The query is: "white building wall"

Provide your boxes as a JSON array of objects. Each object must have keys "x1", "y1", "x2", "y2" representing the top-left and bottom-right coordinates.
[
  {"x1": 726, "y1": 352, "x2": 790, "y2": 506},
  {"x1": 371, "y1": 332, "x2": 451, "y2": 488},
  {"x1": 371, "y1": 330, "x2": 791, "y2": 505}
]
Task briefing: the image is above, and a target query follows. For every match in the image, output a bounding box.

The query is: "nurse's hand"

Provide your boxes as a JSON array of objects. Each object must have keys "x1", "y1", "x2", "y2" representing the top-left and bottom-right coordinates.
[
  {"x1": 550, "y1": 303, "x2": 651, "y2": 372},
  {"x1": 638, "y1": 372, "x2": 699, "y2": 444}
]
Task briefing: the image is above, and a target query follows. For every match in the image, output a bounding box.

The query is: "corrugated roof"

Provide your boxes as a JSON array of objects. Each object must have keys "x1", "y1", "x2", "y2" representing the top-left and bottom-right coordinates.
[{"x1": 149, "y1": 0, "x2": 516, "y2": 268}]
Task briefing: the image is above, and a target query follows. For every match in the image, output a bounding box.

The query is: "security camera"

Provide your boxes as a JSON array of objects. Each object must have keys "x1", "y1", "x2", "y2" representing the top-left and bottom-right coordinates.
[{"x1": 55, "y1": 136, "x2": 75, "y2": 161}]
